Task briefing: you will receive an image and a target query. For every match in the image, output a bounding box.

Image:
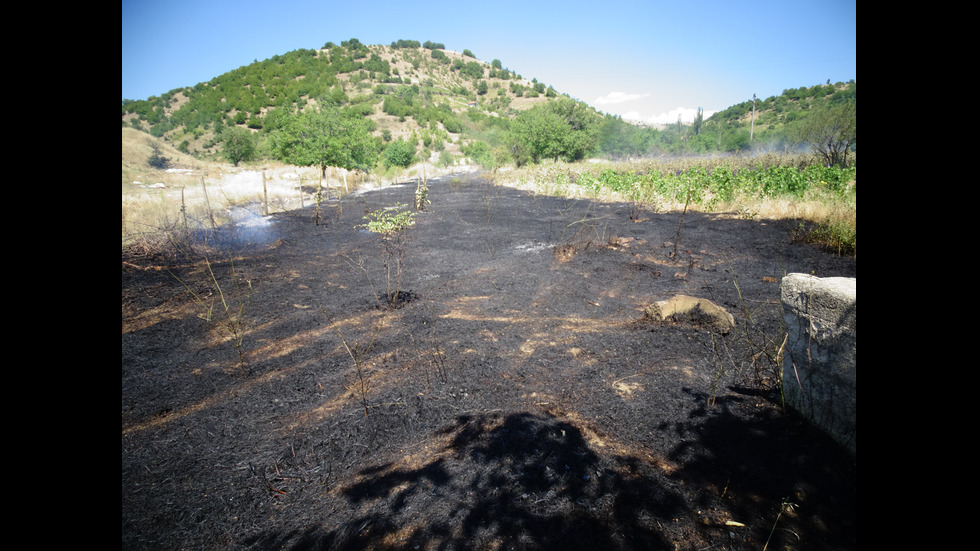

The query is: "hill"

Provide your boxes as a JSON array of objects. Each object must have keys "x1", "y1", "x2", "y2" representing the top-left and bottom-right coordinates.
[
  {"x1": 122, "y1": 39, "x2": 558, "y2": 163},
  {"x1": 704, "y1": 81, "x2": 856, "y2": 136},
  {"x1": 121, "y1": 38, "x2": 855, "y2": 169}
]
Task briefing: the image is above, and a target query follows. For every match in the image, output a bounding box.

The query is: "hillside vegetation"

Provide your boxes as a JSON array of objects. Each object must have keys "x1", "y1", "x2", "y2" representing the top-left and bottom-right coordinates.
[
  {"x1": 122, "y1": 39, "x2": 550, "y2": 165},
  {"x1": 122, "y1": 38, "x2": 855, "y2": 169}
]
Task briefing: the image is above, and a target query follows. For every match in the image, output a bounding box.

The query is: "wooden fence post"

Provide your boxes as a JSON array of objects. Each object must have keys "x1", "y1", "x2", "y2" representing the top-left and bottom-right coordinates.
[
  {"x1": 201, "y1": 176, "x2": 216, "y2": 229},
  {"x1": 263, "y1": 170, "x2": 269, "y2": 216}
]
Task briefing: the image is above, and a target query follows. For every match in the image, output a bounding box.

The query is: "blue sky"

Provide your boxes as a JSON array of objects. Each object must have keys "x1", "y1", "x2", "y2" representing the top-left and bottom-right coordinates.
[{"x1": 122, "y1": 0, "x2": 855, "y2": 124}]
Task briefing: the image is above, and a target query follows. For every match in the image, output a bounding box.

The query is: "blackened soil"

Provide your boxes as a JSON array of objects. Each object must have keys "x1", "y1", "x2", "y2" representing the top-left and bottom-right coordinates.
[{"x1": 122, "y1": 172, "x2": 856, "y2": 550}]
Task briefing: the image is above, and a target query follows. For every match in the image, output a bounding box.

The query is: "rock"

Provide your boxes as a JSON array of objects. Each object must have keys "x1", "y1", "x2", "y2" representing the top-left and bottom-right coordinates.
[{"x1": 644, "y1": 295, "x2": 734, "y2": 334}]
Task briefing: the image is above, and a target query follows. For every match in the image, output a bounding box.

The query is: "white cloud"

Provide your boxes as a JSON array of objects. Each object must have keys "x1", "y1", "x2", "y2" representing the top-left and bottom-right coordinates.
[
  {"x1": 594, "y1": 91, "x2": 649, "y2": 105},
  {"x1": 624, "y1": 107, "x2": 717, "y2": 126}
]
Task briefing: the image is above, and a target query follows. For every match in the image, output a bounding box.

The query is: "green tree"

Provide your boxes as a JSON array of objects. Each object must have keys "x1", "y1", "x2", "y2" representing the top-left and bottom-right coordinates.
[
  {"x1": 391, "y1": 39, "x2": 421, "y2": 49},
  {"x1": 508, "y1": 106, "x2": 564, "y2": 165},
  {"x1": 382, "y1": 139, "x2": 416, "y2": 169},
  {"x1": 692, "y1": 107, "x2": 704, "y2": 136},
  {"x1": 688, "y1": 132, "x2": 716, "y2": 154},
  {"x1": 792, "y1": 101, "x2": 856, "y2": 167},
  {"x1": 360, "y1": 204, "x2": 416, "y2": 307},
  {"x1": 461, "y1": 61, "x2": 484, "y2": 80},
  {"x1": 508, "y1": 98, "x2": 601, "y2": 165},
  {"x1": 597, "y1": 116, "x2": 651, "y2": 160},
  {"x1": 222, "y1": 126, "x2": 256, "y2": 166},
  {"x1": 270, "y1": 106, "x2": 378, "y2": 177},
  {"x1": 720, "y1": 129, "x2": 750, "y2": 153},
  {"x1": 147, "y1": 141, "x2": 169, "y2": 169},
  {"x1": 465, "y1": 140, "x2": 511, "y2": 182}
]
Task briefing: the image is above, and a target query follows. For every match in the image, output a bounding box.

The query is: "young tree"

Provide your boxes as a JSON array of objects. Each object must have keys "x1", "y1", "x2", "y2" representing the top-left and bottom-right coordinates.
[
  {"x1": 147, "y1": 141, "x2": 169, "y2": 169},
  {"x1": 222, "y1": 126, "x2": 256, "y2": 166},
  {"x1": 270, "y1": 106, "x2": 379, "y2": 177},
  {"x1": 360, "y1": 204, "x2": 416, "y2": 307}
]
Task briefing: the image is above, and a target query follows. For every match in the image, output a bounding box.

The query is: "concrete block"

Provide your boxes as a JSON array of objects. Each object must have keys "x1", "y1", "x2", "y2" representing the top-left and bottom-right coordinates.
[{"x1": 781, "y1": 274, "x2": 856, "y2": 454}]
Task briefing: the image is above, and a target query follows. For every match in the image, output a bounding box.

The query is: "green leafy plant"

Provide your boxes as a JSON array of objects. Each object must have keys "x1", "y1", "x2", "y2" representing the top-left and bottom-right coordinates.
[
  {"x1": 507, "y1": 98, "x2": 601, "y2": 166},
  {"x1": 360, "y1": 204, "x2": 417, "y2": 307},
  {"x1": 361, "y1": 204, "x2": 416, "y2": 235},
  {"x1": 792, "y1": 101, "x2": 856, "y2": 168}
]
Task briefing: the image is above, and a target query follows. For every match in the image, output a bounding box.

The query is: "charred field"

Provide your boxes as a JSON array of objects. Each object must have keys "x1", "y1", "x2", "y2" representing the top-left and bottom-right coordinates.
[{"x1": 122, "y1": 172, "x2": 856, "y2": 550}]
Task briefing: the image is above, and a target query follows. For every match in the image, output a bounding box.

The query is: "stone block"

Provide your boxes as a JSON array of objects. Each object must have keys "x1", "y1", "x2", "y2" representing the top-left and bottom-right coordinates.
[{"x1": 781, "y1": 274, "x2": 856, "y2": 454}]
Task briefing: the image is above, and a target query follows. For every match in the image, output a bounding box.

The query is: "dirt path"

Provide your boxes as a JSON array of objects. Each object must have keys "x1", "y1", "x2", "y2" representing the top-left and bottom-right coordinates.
[{"x1": 122, "y1": 172, "x2": 856, "y2": 550}]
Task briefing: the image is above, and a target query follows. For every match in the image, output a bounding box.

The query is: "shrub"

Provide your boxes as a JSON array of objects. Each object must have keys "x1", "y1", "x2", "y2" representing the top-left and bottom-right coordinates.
[
  {"x1": 147, "y1": 142, "x2": 169, "y2": 169},
  {"x1": 382, "y1": 139, "x2": 416, "y2": 168},
  {"x1": 438, "y1": 150, "x2": 454, "y2": 168}
]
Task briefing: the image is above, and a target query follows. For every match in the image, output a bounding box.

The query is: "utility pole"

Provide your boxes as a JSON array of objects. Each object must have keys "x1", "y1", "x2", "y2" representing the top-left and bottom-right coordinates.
[{"x1": 750, "y1": 93, "x2": 756, "y2": 142}]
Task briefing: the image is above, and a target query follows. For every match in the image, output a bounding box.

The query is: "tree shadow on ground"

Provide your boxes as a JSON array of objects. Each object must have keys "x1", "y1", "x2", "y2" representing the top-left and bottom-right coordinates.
[
  {"x1": 242, "y1": 391, "x2": 856, "y2": 551},
  {"x1": 247, "y1": 411, "x2": 688, "y2": 550},
  {"x1": 664, "y1": 387, "x2": 857, "y2": 550}
]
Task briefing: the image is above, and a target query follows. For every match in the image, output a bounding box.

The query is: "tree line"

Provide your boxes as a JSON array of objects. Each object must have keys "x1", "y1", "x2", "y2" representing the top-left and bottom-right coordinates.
[
  {"x1": 594, "y1": 80, "x2": 855, "y2": 165},
  {"x1": 238, "y1": 78, "x2": 853, "y2": 180}
]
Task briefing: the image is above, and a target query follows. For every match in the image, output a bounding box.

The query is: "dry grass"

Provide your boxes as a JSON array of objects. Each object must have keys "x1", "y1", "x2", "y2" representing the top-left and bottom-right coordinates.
[
  {"x1": 122, "y1": 165, "x2": 323, "y2": 250},
  {"x1": 123, "y1": 128, "x2": 324, "y2": 252},
  {"x1": 122, "y1": 128, "x2": 481, "y2": 254}
]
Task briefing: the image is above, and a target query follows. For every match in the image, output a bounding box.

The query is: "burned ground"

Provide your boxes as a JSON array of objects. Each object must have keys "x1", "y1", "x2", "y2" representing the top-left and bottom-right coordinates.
[{"x1": 122, "y1": 172, "x2": 856, "y2": 550}]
